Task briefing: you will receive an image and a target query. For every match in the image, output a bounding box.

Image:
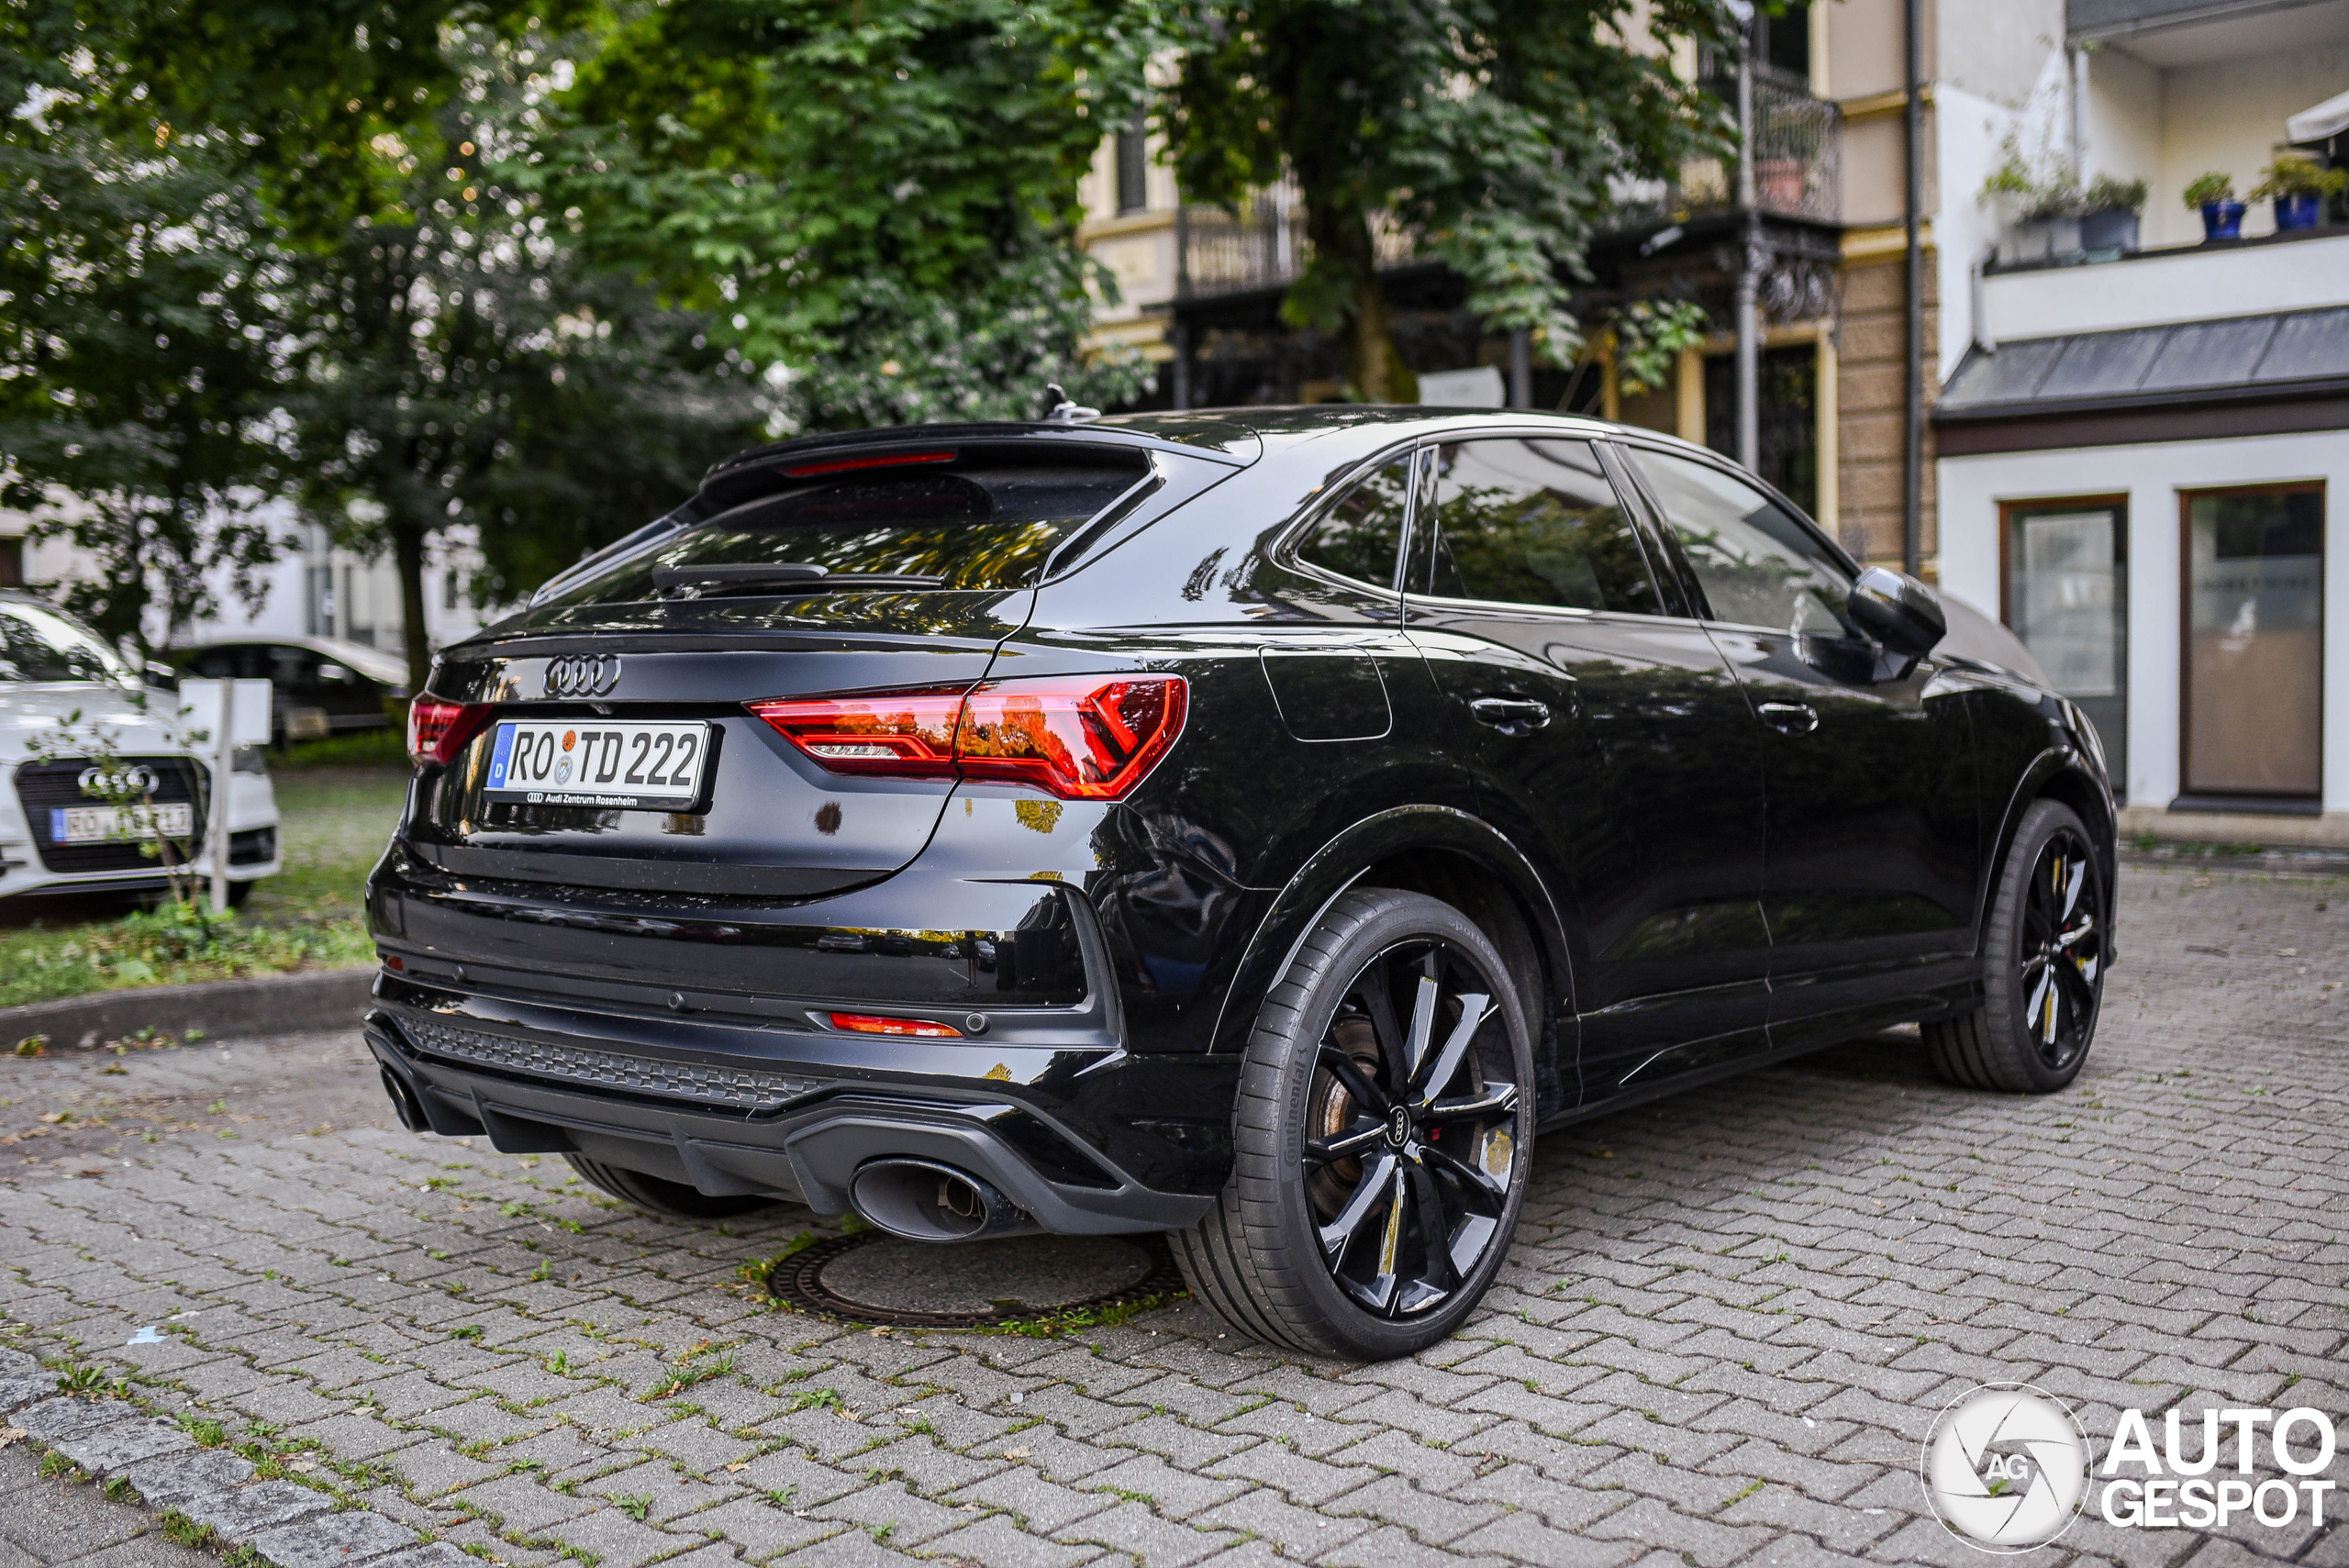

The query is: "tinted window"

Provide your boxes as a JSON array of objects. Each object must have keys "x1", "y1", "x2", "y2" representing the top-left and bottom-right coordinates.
[
  {"x1": 1296, "y1": 459, "x2": 1412, "y2": 590},
  {"x1": 1630, "y1": 448, "x2": 1853, "y2": 635},
  {"x1": 1419, "y1": 439, "x2": 1660, "y2": 615},
  {"x1": 184, "y1": 650, "x2": 236, "y2": 679},
  {"x1": 0, "y1": 601, "x2": 127, "y2": 684},
  {"x1": 543, "y1": 461, "x2": 1142, "y2": 607}
]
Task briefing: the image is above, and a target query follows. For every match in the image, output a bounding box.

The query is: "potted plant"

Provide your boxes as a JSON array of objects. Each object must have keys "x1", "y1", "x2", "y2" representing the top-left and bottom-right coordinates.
[
  {"x1": 2185, "y1": 172, "x2": 2244, "y2": 240},
  {"x1": 2080, "y1": 174, "x2": 2147, "y2": 256},
  {"x1": 2020, "y1": 171, "x2": 2086, "y2": 263},
  {"x1": 1979, "y1": 149, "x2": 2035, "y2": 262},
  {"x1": 2250, "y1": 154, "x2": 2347, "y2": 232}
]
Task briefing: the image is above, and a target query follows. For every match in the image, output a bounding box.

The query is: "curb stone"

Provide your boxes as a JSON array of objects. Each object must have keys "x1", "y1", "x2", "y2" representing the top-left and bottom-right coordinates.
[
  {"x1": 0, "y1": 1346, "x2": 428, "y2": 1568},
  {"x1": 0, "y1": 966, "x2": 373, "y2": 1052}
]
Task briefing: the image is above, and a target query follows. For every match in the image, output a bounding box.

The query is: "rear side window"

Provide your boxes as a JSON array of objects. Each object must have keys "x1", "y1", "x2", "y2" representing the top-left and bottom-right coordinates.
[
  {"x1": 1418, "y1": 439, "x2": 1662, "y2": 615},
  {"x1": 540, "y1": 460, "x2": 1143, "y2": 607},
  {"x1": 1295, "y1": 459, "x2": 1413, "y2": 590}
]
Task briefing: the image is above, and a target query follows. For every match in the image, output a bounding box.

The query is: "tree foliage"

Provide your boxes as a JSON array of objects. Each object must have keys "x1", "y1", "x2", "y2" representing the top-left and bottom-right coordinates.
[
  {"x1": 1159, "y1": 0, "x2": 1738, "y2": 400},
  {"x1": 540, "y1": 0, "x2": 1156, "y2": 428},
  {"x1": 0, "y1": 39, "x2": 286, "y2": 647}
]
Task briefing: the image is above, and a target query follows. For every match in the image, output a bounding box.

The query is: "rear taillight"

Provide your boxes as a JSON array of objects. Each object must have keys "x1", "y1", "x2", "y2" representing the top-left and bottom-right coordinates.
[
  {"x1": 745, "y1": 688, "x2": 966, "y2": 778},
  {"x1": 407, "y1": 697, "x2": 495, "y2": 767},
  {"x1": 749, "y1": 675, "x2": 1186, "y2": 802}
]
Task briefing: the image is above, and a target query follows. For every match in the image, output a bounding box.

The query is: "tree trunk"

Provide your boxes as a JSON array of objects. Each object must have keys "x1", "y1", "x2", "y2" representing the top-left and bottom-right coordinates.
[
  {"x1": 390, "y1": 516, "x2": 434, "y2": 700},
  {"x1": 1306, "y1": 201, "x2": 1411, "y2": 403}
]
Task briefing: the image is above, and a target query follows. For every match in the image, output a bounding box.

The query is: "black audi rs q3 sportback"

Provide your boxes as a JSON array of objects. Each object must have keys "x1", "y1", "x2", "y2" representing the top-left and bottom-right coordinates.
[{"x1": 367, "y1": 406, "x2": 2115, "y2": 1359}]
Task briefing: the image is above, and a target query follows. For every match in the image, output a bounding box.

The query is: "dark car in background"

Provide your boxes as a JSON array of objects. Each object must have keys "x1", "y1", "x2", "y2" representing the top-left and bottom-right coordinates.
[
  {"x1": 363, "y1": 407, "x2": 2115, "y2": 1358},
  {"x1": 173, "y1": 635, "x2": 408, "y2": 744}
]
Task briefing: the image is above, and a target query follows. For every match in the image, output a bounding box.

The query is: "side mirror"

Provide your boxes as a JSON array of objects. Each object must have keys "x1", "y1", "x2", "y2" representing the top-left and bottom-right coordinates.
[{"x1": 1848, "y1": 567, "x2": 1946, "y2": 659}]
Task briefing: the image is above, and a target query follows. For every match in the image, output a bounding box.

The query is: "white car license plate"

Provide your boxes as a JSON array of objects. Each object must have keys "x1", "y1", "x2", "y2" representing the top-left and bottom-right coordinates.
[
  {"x1": 51, "y1": 802, "x2": 196, "y2": 844},
  {"x1": 485, "y1": 720, "x2": 712, "y2": 808}
]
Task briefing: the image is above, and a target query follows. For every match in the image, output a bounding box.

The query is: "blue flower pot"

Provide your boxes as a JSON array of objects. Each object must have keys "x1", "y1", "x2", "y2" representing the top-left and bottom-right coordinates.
[
  {"x1": 2275, "y1": 193, "x2": 2322, "y2": 231},
  {"x1": 2200, "y1": 200, "x2": 2245, "y2": 240}
]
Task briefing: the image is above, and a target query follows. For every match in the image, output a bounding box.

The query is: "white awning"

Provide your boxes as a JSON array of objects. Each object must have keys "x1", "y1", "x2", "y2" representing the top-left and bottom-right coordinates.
[{"x1": 2287, "y1": 88, "x2": 2349, "y2": 144}]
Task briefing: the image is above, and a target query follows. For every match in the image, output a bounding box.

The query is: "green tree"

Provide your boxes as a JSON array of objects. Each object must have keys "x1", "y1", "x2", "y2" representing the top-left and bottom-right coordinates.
[
  {"x1": 277, "y1": 39, "x2": 764, "y2": 694},
  {"x1": 1158, "y1": 0, "x2": 1737, "y2": 402},
  {"x1": 540, "y1": 0, "x2": 1154, "y2": 429},
  {"x1": 0, "y1": 62, "x2": 286, "y2": 649}
]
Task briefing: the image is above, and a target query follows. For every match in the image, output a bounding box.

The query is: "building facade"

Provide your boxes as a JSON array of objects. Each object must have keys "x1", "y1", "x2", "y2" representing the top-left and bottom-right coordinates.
[{"x1": 1077, "y1": 0, "x2": 2349, "y2": 841}]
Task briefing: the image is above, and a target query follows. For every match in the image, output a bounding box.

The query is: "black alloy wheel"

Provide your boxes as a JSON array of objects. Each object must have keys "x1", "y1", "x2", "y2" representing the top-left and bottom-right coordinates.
[
  {"x1": 1306, "y1": 939, "x2": 1521, "y2": 1318},
  {"x1": 2017, "y1": 823, "x2": 2104, "y2": 1073},
  {"x1": 1925, "y1": 798, "x2": 2108, "y2": 1094},
  {"x1": 1174, "y1": 888, "x2": 1535, "y2": 1358}
]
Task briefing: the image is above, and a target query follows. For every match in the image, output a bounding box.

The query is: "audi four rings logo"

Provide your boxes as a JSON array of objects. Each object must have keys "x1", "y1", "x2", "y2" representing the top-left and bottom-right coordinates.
[
  {"x1": 80, "y1": 765, "x2": 160, "y2": 794},
  {"x1": 544, "y1": 653, "x2": 620, "y2": 697}
]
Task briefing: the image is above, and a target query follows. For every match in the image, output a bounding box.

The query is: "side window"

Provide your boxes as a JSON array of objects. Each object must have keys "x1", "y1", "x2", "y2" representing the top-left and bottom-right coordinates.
[
  {"x1": 1418, "y1": 438, "x2": 1661, "y2": 615},
  {"x1": 269, "y1": 647, "x2": 312, "y2": 687},
  {"x1": 185, "y1": 651, "x2": 233, "y2": 679},
  {"x1": 1628, "y1": 448, "x2": 1854, "y2": 635},
  {"x1": 1295, "y1": 458, "x2": 1413, "y2": 591}
]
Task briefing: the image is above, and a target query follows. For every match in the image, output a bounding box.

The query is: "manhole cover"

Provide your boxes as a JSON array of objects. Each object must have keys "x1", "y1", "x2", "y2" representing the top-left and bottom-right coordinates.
[{"x1": 765, "y1": 1230, "x2": 1184, "y2": 1329}]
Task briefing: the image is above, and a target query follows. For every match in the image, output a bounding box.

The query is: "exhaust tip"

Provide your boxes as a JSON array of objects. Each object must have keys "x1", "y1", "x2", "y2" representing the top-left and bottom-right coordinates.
[
  {"x1": 850, "y1": 1158, "x2": 1031, "y2": 1242},
  {"x1": 379, "y1": 1065, "x2": 429, "y2": 1133}
]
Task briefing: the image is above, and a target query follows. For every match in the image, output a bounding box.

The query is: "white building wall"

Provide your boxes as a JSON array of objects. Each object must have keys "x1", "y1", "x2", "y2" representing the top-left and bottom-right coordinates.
[
  {"x1": 1939, "y1": 428, "x2": 2349, "y2": 813},
  {"x1": 2151, "y1": 36, "x2": 2349, "y2": 247}
]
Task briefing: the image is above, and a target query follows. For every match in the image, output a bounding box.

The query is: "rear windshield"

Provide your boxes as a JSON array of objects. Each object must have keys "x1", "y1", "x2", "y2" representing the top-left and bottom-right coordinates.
[{"x1": 540, "y1": 461, "x2": 1144, "y2": 610}]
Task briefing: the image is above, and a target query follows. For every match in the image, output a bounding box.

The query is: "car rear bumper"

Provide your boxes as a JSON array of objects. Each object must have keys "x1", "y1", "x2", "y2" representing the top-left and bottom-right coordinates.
[{"x1": 364, "y1": 972, "x2": 1231, "y2": 1235}]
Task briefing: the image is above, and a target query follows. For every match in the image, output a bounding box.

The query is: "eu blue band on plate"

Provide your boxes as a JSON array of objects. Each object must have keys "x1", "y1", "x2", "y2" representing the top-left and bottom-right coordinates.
[{"x1": 488, "y1": 722, "x2": 517, "y2": 789}]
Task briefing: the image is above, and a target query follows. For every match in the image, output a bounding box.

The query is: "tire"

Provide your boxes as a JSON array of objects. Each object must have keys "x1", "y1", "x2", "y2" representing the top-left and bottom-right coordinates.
[
  {"x1": 1924, "y1": 799, "x2": 2108, "y2": 1094},
  {"x1": 1173, "y1": 887, "x2": 1535, "y2": 1359},
  {"x1": 226, "y1": 878, "x2": 255, "y2": 908},
  {"x1": 562, "y1": 1153, "x2": 779, "y2": 1221}
]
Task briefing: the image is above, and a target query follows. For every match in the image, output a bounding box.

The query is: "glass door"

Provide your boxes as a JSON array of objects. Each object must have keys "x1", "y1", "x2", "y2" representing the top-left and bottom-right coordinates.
[
  {"x1": 2004, "y1": 498, "x2": 2127, "y2": 794},
  {"x1": 2181, "y1": 484, "x2": 2324, "y2": 801}
]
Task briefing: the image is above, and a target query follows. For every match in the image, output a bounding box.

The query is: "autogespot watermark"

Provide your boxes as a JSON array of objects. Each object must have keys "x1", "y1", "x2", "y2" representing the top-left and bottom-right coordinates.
[{"x1": 1920, "y1": 1384, "x2": 2341, "y2": 1552}]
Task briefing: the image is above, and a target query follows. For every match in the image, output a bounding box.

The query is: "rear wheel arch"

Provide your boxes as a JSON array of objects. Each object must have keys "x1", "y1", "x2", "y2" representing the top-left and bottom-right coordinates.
[{"x1": 1208, "y1": 806, "x2": 1573, "y2": 1105}]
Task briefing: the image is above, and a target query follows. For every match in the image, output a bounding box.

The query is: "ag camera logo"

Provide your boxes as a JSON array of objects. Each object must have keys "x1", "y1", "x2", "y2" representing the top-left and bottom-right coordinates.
[{"x1": 1920, "y1": 1384, "x2": 2089, "y2": 1552}]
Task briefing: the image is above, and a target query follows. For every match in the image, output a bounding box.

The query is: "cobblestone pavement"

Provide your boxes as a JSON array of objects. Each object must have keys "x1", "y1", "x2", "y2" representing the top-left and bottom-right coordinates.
[
  {"x1": 1, "y1": 862, "x2": 2343, "y2": 1568},
  {"x1": 0, "y1": 1440, "x2": 212, "y2": 1568}
]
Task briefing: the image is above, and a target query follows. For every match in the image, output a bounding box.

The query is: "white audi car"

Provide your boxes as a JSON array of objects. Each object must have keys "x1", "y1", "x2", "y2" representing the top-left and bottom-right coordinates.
[{"x1": 0, "y1": 593, "x2": 281, "y2": 905}]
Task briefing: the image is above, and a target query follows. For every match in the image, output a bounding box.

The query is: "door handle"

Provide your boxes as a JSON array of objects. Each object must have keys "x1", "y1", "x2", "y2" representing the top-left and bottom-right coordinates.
[
  {"x1": 1757, "y1": 701, "x2": 1819, "y2": 735},
  {"x1": 1468, "y1": 696, "x2": 1553, "y2": 731}
]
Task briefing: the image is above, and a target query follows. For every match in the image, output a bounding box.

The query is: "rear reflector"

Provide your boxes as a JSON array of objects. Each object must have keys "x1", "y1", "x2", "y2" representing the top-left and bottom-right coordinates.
[
  {"x1": 783, "y1": 450, "x2": 957, "y2": 478},
  {"x1": 750, "y1": 675, "x2": 1186, "y2": 801},
  {"x1": 407, "y1": 697, "x2": 495, "y2": 767},
  {"x1": 826, "y1": 1012, "x2": 963, "y2": 1038}
]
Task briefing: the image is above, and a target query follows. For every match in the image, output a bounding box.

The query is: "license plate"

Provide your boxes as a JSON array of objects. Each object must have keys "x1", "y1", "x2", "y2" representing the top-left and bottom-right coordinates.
[
  {"x1": 51, "y1": 803, "x2": 196, "y2": 844},
  {"x1": 485, "y1": 720, "x2": 712, "y2": 808}
]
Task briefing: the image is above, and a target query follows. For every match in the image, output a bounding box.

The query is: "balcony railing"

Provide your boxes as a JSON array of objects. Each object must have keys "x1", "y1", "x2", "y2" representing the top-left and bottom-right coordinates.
[
  {"x1": 1618, "y1": 74, "x2": 1842, "y2": 228},
  {"x1": 1174, "y1": 175, "x2": 1415, "y2": 300},
  {"x1": 1172, "y1": 79, "x2": 1840, "y2": 303}
]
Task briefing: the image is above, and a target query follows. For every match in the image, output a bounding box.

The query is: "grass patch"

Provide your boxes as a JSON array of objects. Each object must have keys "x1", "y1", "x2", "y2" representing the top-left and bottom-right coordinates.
[
  {"x1": 273, "y1": 729, "x2": 408, "y2": 770},
  {"x1": 0, "y1": 764, "x2": 402, "y2": 1007},
  {"x1": 0, "y1": 899, "x2": 372, "y2": 1007},
  {"x1": 647, "y1": 1349, "x2": 735, "y2": 1399}
]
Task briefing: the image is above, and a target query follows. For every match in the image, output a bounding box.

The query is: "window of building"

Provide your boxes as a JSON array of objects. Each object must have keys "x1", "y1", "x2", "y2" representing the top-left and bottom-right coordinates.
[
  {"x1": 1704, "y1": 345, "x2": 1818, "y2": 520},
  {"x1": 1115, "y1": 117, "x2": 1150, "y2": 215},
  {"x1": 2004, "y1": 497, "x2": 2127, "y2": 794},
  {"x1": 2181, "y1": 483, "x2": 2323, "y2": 802}
]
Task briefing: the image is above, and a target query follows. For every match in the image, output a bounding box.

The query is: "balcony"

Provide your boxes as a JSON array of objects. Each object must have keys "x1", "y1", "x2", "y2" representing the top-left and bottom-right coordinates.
[
  {"x1": 1174, "y1": 175, "x2": 1414, "y2": 300},
  {"x1": 1622, "y1": 73, "x2": 1842, "y2": 229},
  {"x1": 1169, "y1": 76, "x2": 1840, "y2": 306}
]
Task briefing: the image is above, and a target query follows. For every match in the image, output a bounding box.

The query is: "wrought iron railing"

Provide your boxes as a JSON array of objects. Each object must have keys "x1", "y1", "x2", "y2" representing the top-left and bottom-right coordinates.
[
  {"x1": 1637, "y1": 74, "x2": 1842, "y2": 227},
  {"x1": 1172, "y1": 80, "x2": 1840, "y2": 301},
  {"x1": 1175, "y1": 173, "x2": 1415, "y2": 299}
]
